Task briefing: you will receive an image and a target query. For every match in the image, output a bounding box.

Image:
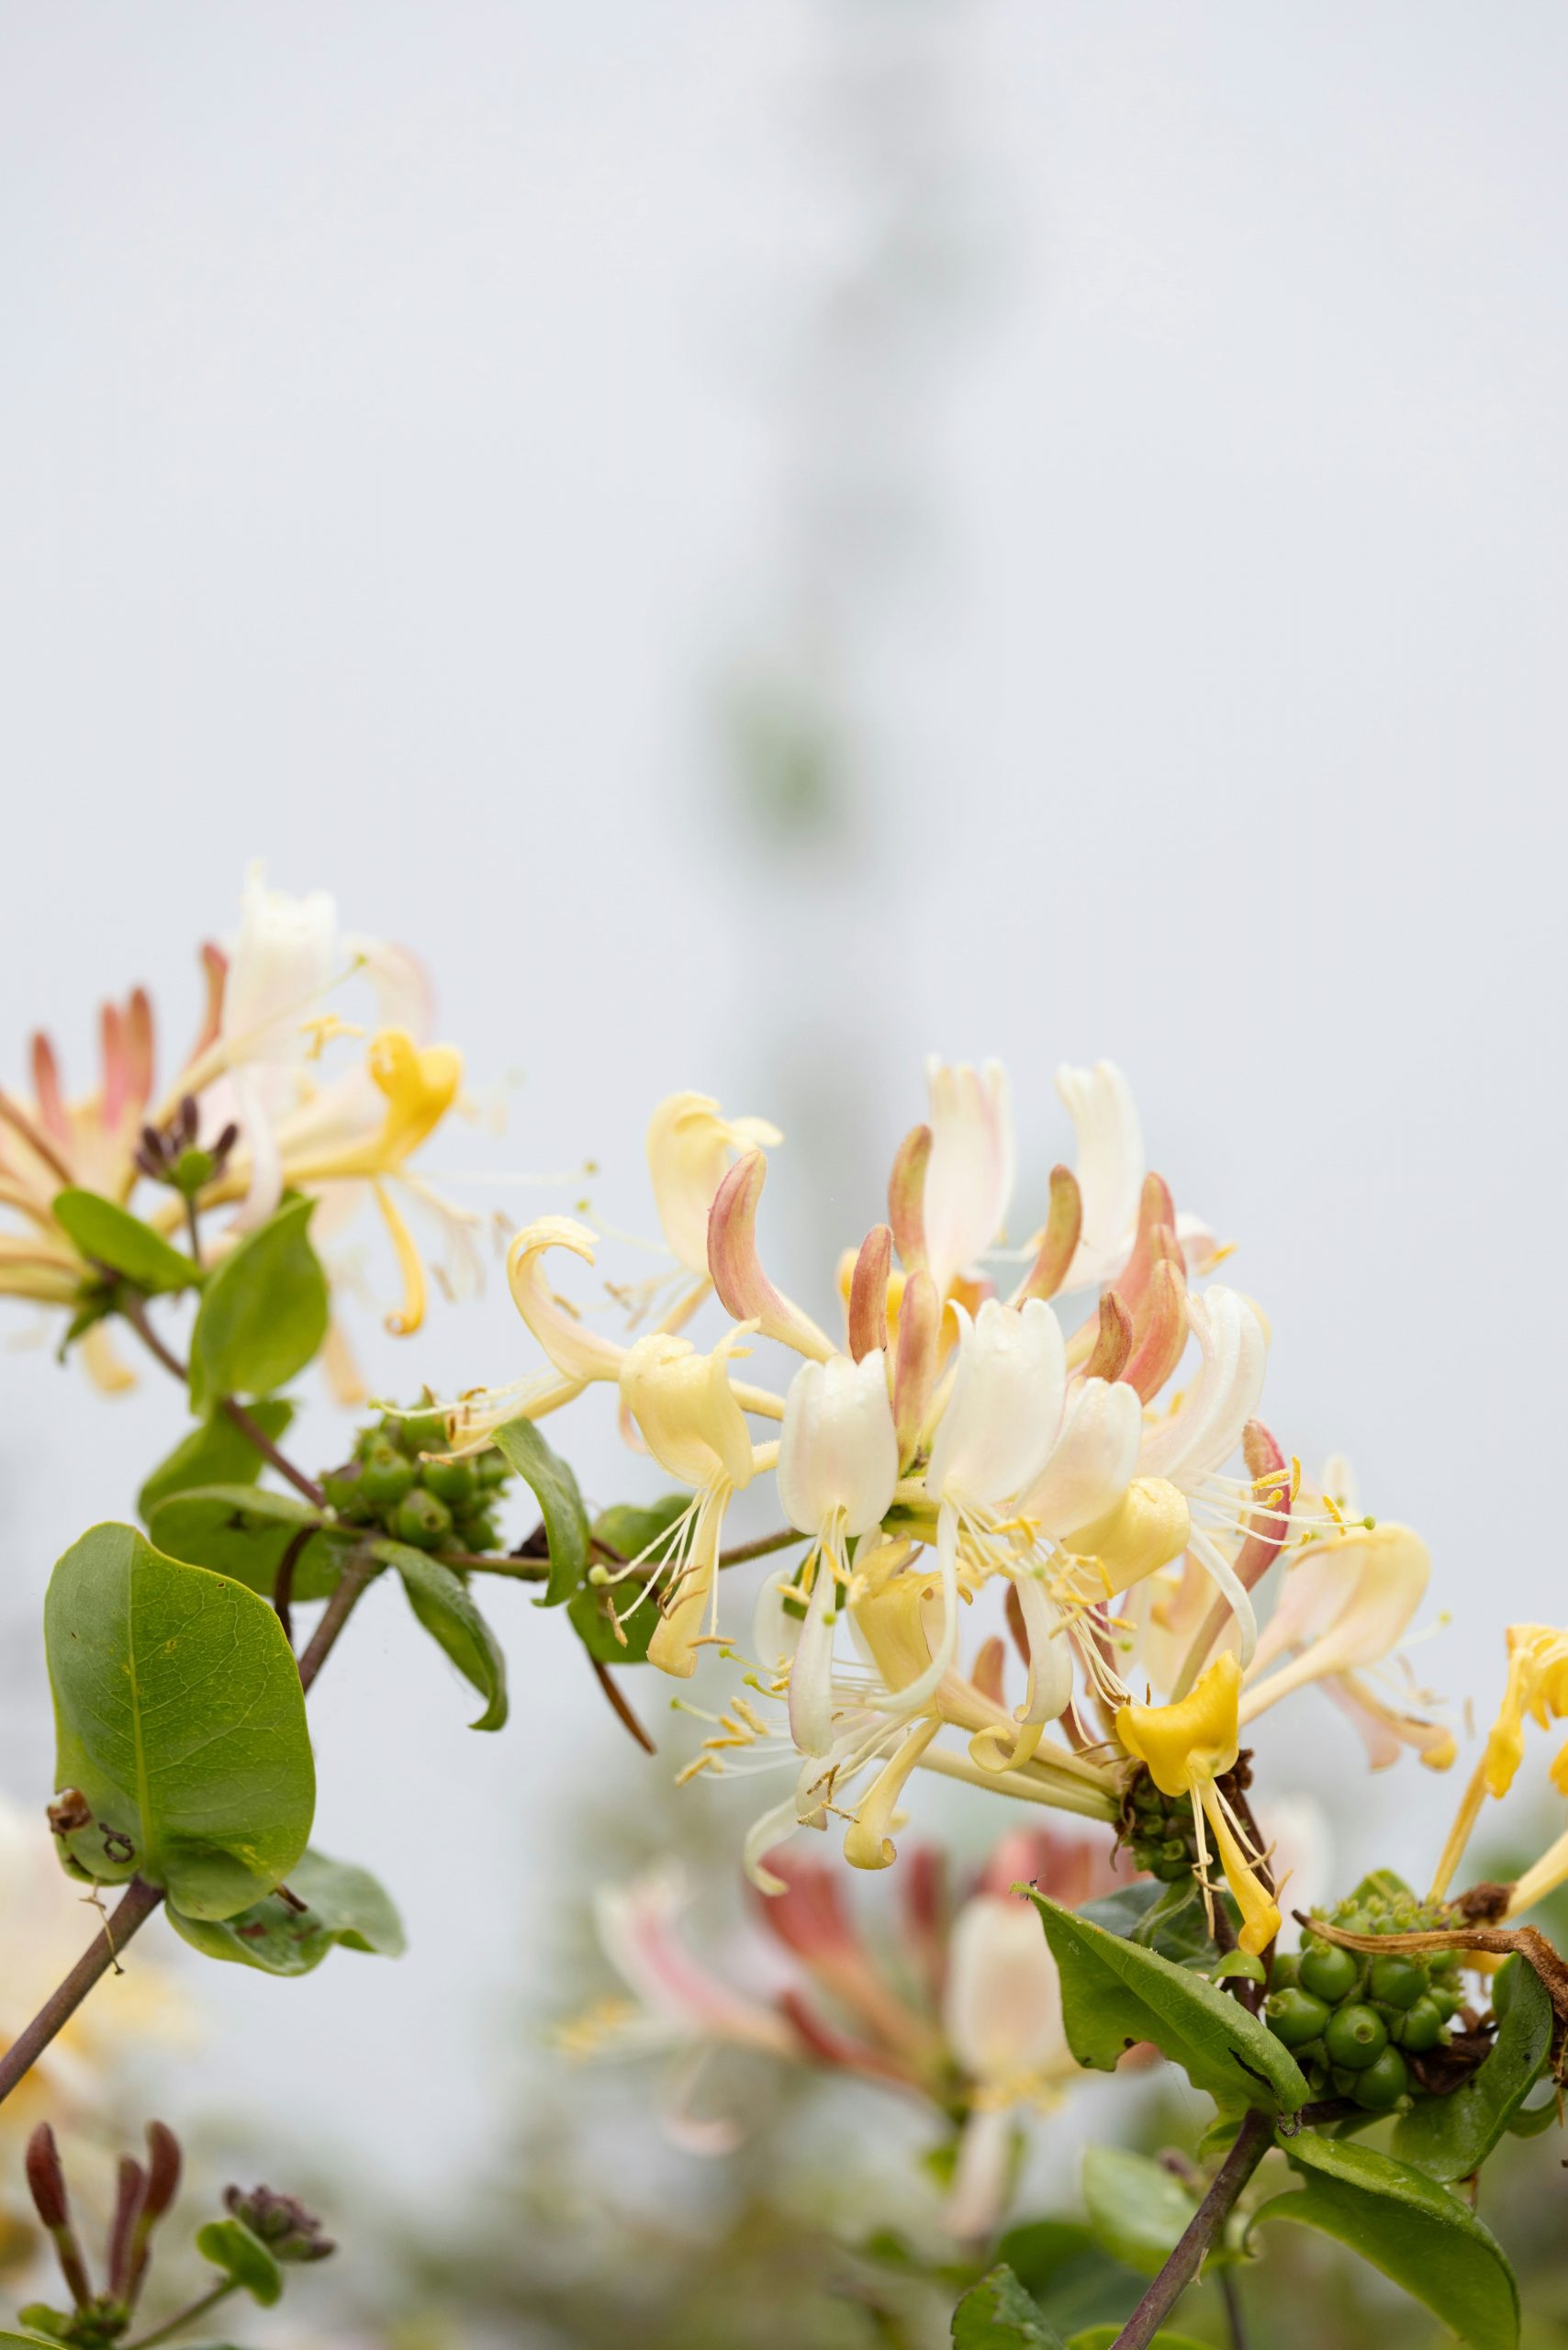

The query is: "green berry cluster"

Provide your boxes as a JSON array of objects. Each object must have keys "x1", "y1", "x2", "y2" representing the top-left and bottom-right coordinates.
[
  {"x1": 322, "y1": 1407, "x2": 510, "y2": 1554},
  {"x1": 1124, "y1": 1772, "x2": 1203, "y2": 1883},
  {"x1": 1263, "y1": 1888, "x2": 1466, "y2": 2113}
]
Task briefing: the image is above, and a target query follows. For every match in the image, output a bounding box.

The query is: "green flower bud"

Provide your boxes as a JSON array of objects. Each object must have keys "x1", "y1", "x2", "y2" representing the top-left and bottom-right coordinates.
[
  {"x1": 1265, "y1": 1988, "x2": 1331, "y2": 2048},
  {"x1": 392, "y1": 1490, "x2": 454, "y2": 1550},
  {"x1": 360, "y1": 1441, "x2": 416, "y2": 1506},
  {"x1": 1299, "y1": 1942, "x2": 1361, "y2": 2005},
  {"x1": 1353, "y1": 2046, "x2": 1410, "y2": 2110},
  {"x1": 322, "y1": 1464, "x2": 372, "y2": 1520},
  {"x1": 1430, "y1": 1984, "x2": 1462, "y2": 2020},
  {"x1": 1324, "y1": 2003, "x2": 1388, "y2": 2071},
  {"x1": 421, "y1": 1456, "x2": 476, "y2": 1506},
  {"x1": 476, "y1": 1449, "x2": 510, "y2": 1488},
  {"x1": 1397, "y1": 1996, "x2": 1446, "y2": 2053},
  {"x1": 396, "y1": 1407, "x2": 449, "y2": 1457},
  {"x1": 1369, "y1": 1954, "x2": 1428, "y2": 2011}
]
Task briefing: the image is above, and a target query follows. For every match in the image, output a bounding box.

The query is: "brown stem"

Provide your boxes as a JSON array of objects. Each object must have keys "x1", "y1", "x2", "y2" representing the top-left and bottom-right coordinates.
[
  {"x1": 297, "y1": 1550, "x2": 377, "y2": 1691},
  {"x1": 272, "y1": 1524, "x2": 312, "y2": 1648},
  {"x1": 1109, "y1": 2108, "x2": 1274, "y2": 2350},
  {"x1": 118, "y1": 1292, "x2": 327, "y2": 1507},
  {"x1": 589, "y1": 1656, "x2": 655, "y2": 1754},
  {"x1": 0, "y1": 1879, "x2": 166, "y2": 2112}
]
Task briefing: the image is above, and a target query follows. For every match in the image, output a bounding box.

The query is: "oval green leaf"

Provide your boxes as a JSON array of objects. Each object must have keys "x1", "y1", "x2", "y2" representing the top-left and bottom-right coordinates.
[
  {"x1": 1393, "y1": 1959, "x2": 1553, "y2": 2182},
  {"x1": 566, "y1": 1497, "x2": 690, "y2": 1664},
  {"x1": 148, "y1": 1484, "x2": 348, "y2": 1602},
  {"x1": 138, "y1": 1400, "x2": 296, "y2": 1520},
  {"x1": 168, "y1": 1844, "x2": 405, "y2": 1976},
  {"x1": 188, "y1": 1196, "x2": 328, "y2": 1410},
  {"x1": 46, "y1": 1523, "x2": 315, "y2": 1919},
  {"x1": 375, "y1": 1539, "x2": 508, "y2": 1729},
  {"x1": 494, "y1": 1417, "x2": 591, "y2": 1607},
  {"x1": 1081, "y1": 2148, "x2": 1198, "y2": 2279},
  {"x1": 196, "y1": 2219, "x2": 282, "y2": 2307},
  {"x1": 1257, "y1": 2132, "x2": 1518, "y2": 2350},
  {"x1": 952, "y1": 2265, "x2": 1064, "y2": 2347},
  {"x1": 1027, "y1": 1892, "x2": 1307, "y2": 2117},
  {"x1": 52, "y1": 1189, "x2": 200, "y2": 1293}
]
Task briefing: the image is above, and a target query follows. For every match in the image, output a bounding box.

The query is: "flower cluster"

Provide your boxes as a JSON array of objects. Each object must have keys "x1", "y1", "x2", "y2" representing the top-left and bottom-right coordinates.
[
  {"x1": 471, "y1": 1058, "x2": 1452, "y2": 1955},
  {"x1": 564, "y1": 1824, "x2": 1134, "y2": 2239},
  {"x1": 0, "y1": 867, "x2": 477, "y2": 1390}
]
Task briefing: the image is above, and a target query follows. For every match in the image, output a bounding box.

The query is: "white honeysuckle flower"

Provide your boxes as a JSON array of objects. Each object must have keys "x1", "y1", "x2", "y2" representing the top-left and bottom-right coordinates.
[
  {"x1": 222, "y1": 865, "x2": 341, "y2": 1069},
  {"x1": 1055, "y1": 1059, "x2": 1215, "y2": 1290},
  {"x1": 923, "y1": 1058, "x2": 1015, "y2": 1302},
  {"x1": 645, "y1": 1091, "x2": 783, "y2": 1277},
  {"x1": 1020, "y1": 1375, "x2": 1143, "y2": 1539},
  {"x1": 1137, "y1": 1288, "x2": 1268, "y2": 1489},
  {"x1": 1239, "y1": 1521, "x2": 1445, "y2": 1758},
  {"x1": 778, "y1": 1350, "x2": 901, "y2": 1755}
]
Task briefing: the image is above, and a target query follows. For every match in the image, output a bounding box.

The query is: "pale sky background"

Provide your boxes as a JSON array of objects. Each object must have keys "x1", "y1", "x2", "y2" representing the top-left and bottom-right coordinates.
[{"x1": 2, "y1": 0, "x2": 1565, "y2": 2267}]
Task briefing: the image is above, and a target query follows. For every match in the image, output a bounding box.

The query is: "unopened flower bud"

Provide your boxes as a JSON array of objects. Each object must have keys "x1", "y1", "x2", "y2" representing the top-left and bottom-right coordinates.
[
  {"x1": 222, "y1": 2185, "x2": 336, "y2": 2263},
  {"x1": 25, "y1": 2124, "x2": 69, "y2": 2232}
]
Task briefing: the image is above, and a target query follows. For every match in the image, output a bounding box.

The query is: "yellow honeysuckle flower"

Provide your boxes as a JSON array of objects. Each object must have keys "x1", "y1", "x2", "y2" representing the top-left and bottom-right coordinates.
[
  {"x1": 1431, "y1": 1623, "x2": 1568, "y2": 1906},
  {"x1": 1116, "y1": 1654, "x2": 1282, "y2": 1956}
]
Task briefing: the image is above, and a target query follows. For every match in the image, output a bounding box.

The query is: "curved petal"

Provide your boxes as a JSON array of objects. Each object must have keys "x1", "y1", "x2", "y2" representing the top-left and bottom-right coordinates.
[
  {"x1": 709, "y1": 1151, "x2": 834, "y2": 1360},
  {"x1": 1023, "y1": 1376, "x2": 1141, "y2": 1538},
  {"x1": 622, "y1": 1330, "x2": 756, "y2": 1491},
  {"x1": 647, "y1": 1091, "x2": 781, "y2": 1275},
  {"x1": 507, "y1": 1217, "x2": 627, "y2": 1383},
  {"x1": 222, "y1": 866, "x2": 340, "y2": 1066},
  {"x1": 927, "y1": 1299, "x2": 1066, "y2": 1508},
  {"x1": 1137, "y1": 1288, "x2": 1267, "y2": 1489},
  {"x1": 778, "y1": 1352, "x2": 898, "y2": 1539},
  {"x1": 923, "y1": 1058, "x2": 1014, "y2": 1300},
  {"x1": 1056, "y1": 1060, "x2": 1144, "y2": 1290}
]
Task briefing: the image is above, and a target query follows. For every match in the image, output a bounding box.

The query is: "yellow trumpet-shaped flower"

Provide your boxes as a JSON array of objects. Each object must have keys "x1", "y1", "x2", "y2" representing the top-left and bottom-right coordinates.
[
  {"x1": 1116, "y1": 1654, "x2": 1282, "y2": 1956},
  {"x1": 1431, "y1": 1623, "x2": 1568, "y2": 1906}
]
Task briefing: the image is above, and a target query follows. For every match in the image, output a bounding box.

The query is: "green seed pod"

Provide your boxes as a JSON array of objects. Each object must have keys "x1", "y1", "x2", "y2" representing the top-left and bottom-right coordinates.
[
  {"x1": 1268, "y1": 1953, "x2": 1302, "y2": 1994},
  {"x1": 1369, "y1": 1954, "x2": 1428, "y2": 2011},
  {"x1": 1130, "y1": 1778, "x2": 1165, "y2": 1816},
  {"x1": 421, "y1": 1455, "x2": 476, "y2": 1506},
  {"x1": 476, "y1": 1449, "x2": 510, "y2": 1488},
  {"x1": 397, "y1": 1407, "x2": 449, "y2": 1457},
  {"x1": 1325, "y1": 2003, "x2": 1389, "y2": 2071},
  {"x1": 1491, "y1": 1955, "x2": 1518, "y2": 2021},
  {"x1": 1299, "y1": 1943, "x2": 1361, "y2": 2005},
  {"x1": 322, "y1": 1464, "x2": 371, "y2": 1520},
  {"x1": 1265, "y1": 1989, "x2": 1331, "y2": 2049},
  {"x1": 1153, "y1": 1853, "x2": 1192, "y2": 1883},
  {"x1": 1429, "y1": 1984, "x2": 1462, "y2": 2020},
  {"x1": 1397, "y1": 1997, "x2": 1446, "y2": 2053},
  {"x1": 360, "y1": 1440, "x2": 417, "y2": 1506},
  {"x1": 1353, "y1": 2046, "x2": 1410, "y2": 2110},
  {"x1": 392, "y1": 1489, "x2": 454, "y2": 1551}
]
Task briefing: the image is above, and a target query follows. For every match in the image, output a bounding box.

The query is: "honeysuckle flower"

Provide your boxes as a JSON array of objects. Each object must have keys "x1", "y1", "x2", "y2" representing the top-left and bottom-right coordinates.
[
  {"x1": 1117, "y1": 1653, "x2": 1282, "y2": 1955},
  {"x1": 562, "y1": 1825, "x2": 1129, "y2": 2234},
  {"x1": 777, "y1": 1350, "x2": 900, "y2": 1752},
  {"x1": 646, "y1": 1091, "x2": 782, "y2": 1281},
  {"x1": 613, "y1": 1327, "x2": 764, "y2": 1677}
]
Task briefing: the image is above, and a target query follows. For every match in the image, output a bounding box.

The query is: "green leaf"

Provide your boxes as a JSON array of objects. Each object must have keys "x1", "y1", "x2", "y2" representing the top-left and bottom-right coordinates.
[
  {"x1": 375, "y1": 1539, "x2": 508, "y2": 1729},
  {"x1": 1257, "y1": 2132, "x2": 1518, "y2": 2350},
  {"x1": 46, "y1": 1523, "x2": 315, "y2": 1918},
  {"x1": 494, "y1": 1417, "x2": 591, "y2": 1607},
  {"x1": 1027, "y1": 1893, "x2": 1307, "y2": 2116},
  {"x1": 1081, "y1": 2148, "x2": 1198, "y2": 2279},
  {"x1": 1068, "y1": 2331, "x2": 1210, "y2": 2349},
  {"x1": 139, "y1": 1401, "x2": 295, "y2": 1519},
  {"x1": 168, "y1": 1845, "x2": 406, "y2": 1976},
  {"x1": 148, "y1": 1484, "x2": 348, "y2": 1603},
  {"x1": 1394, "y1": 1959, "x2": 1553, "y2": 2182},
  {"x1": 196, "y1": 2219, "x2": 283, "y2": 2307},
  {"x1": 1505, "y1": 2091, "x2": 1561, "y2": 2140},
  {"x1": 52, "y1": 1188, "x2": 200, "y2": 1293},
  {"x1": 188, "y1": 1196, "x2": 328, "y2": 1410},
  {"x1": 951, "y1": 2265, "x2": 1063, "y2": 2348},
  {"x1": 566, "y1": 1499, "x2": 689, "y2": 1663},
  {"x1": 1078, "y1": 1876, "x2": 1231, "y2": 1970},
  {"x1": 1213, "y1": 1949, "x2": 1266, "y2": 1984}
]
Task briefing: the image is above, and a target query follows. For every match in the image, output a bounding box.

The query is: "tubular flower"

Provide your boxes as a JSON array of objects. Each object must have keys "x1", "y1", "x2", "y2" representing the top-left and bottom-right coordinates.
[
  {"x1": 1117, "y1": 1655, "x2": 1282, "y2": 1956},
  {"x1": 922, "y1": 1058, "x2": 1015, "y2": 1304},
  {"x1": 777, "y1": 1351, "x2": 900, "y2": 1753},
  {"x1": 561, "y1": 1824, "x2": 1129, "y2": 2234},
  {"x1": 646, "y1": 1092, "x2": 782, "y2": 1281},
  {"x1": 618, "y1": 1329, "x2": 761, "y2": 1678}
]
